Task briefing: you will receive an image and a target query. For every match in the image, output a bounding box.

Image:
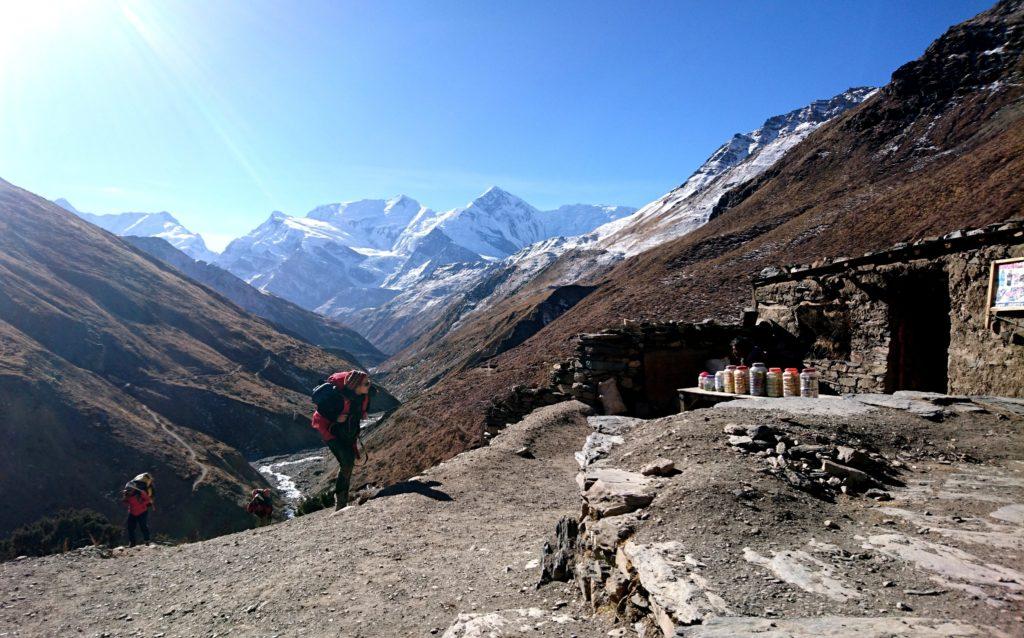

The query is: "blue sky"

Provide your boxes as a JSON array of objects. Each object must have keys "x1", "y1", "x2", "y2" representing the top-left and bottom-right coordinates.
[{"x1": 0, "y1": 0, "x2": 992, "y2": 250}]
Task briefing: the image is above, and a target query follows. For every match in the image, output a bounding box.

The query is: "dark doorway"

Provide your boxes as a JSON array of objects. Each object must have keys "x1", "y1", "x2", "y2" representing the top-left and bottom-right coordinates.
[{"x1": 885, "y1": 269, "x2": 951, "y2": 393}]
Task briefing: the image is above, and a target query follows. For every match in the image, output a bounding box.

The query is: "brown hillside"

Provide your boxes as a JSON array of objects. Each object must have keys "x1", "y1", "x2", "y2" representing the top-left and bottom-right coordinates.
[
  {"x1": 0, "y1": 179, "x2": 361, "y2": 539},
  {"x1": 360, "y1": 0, "x2": 1024, "y2": 488}
]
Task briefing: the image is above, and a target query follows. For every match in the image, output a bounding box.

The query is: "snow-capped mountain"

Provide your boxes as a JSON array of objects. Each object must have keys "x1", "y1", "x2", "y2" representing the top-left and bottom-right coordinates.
[
  {"x1": 56, "y1": 198, "x2": 218, "y2": 263},
  {"x1": 216, "y1": 211, "x2": 403, "y2": 313},
  {"x1": 397, "y1": 187, "x2": 546, "y2": 260},
  {"x1": 591, "y1": 87, "x2": 878, "y2": 255},
  {"x1": 216, "y1": 189, "x2": 635, "y2": 331},
  {"x1": 536, "y1": 204, "x2": 636, "y2": 239},
  {"x1": 307, "y1": 195, "x2": 427, "y2": 252}
]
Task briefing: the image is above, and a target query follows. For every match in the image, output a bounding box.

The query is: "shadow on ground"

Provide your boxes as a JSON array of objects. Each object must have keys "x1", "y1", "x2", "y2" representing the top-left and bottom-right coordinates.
[{"x1": 370, "y1": 479, "x2": 453, "y2": 502}]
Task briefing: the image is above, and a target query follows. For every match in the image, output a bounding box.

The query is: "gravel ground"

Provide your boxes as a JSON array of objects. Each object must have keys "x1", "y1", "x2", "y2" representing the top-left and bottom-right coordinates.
[{"x1": 0, "y1": 401, "x2": 612, "y2": 638}]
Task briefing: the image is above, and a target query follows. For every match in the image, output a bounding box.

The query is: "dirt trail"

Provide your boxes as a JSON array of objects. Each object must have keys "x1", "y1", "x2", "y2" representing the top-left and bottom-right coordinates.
[
  {"x1": 0, "y1": 401, "x2": 609, "y2": 638},
  {"x1": 144, "y1": 406, "x2": 210, "y2": 491}
]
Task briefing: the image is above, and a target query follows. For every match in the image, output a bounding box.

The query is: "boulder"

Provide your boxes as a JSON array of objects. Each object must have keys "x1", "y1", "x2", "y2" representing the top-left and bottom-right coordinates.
[
  {"x1": 835, "y1": 446, "x2": 868, "y2": 470},
  {"x1": 583, "y1": 468, "x2": 658, "y2": 518},
  {"x1": 746, "y1": 424, "x2": 776, "y2": 442},
  {"x1": 586, "y1": 513, "x2": 641, "y2": 552},
  {"x1": 728, "y1": 435, "x2": 770, "y2": 452},
  {"x1": 641, "y1": 458, "x2": 677, "y2": 477}
]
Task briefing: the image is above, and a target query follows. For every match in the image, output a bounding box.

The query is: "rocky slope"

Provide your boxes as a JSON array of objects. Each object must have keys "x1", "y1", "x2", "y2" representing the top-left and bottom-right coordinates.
[
  {"x1": 0, "y1": 179, "x2": 362, "y2": 539},
  {"x1": 122, "y1": 236, "x2": 387, "y2": 367},
  {"x1": 3, "y1": 396, "x2": 1020, "y2": 637},
  {"x1": 362, "y1": 0, "x2": 1024, "y2": 488},
  {"x1": 56, "y1": 198, "x2": 218, "y2": 263}
]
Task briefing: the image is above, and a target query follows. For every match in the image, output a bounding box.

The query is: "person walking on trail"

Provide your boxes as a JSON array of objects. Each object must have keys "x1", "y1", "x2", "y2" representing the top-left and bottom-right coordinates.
[
  {"x1": 122, "y1": 477, "x2": 153, "y2": 546},
  {"x1": 246, "y1": 488, "x2": 274, "y2": 526},
  {"x1": 311, "y1": 370, "x2": 371, "y2": 511}
]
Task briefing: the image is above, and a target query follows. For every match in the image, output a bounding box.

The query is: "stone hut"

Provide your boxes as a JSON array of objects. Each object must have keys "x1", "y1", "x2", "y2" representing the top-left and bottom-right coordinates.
[{"x1": 753, "y1": 220, "x2": 1024, "y2": 397}]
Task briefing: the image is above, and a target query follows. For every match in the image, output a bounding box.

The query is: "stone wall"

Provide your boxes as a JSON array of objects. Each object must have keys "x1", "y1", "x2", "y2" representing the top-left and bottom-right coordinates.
[
  {"x1": 549, "y1": 322, "x2": 749, "y2": 418},
  {"x1": 754, "y1": 221, "x2": 1024, "y2": 397}
]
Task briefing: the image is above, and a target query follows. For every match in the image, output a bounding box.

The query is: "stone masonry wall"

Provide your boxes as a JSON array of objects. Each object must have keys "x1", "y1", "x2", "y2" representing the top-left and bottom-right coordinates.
[
  {"x1": 549, "y1": 321, "x2": 745, "y2": 418},
  {"x1": 946, "y1": 243, "x2": 1024, "y2": 397},
  {"x1": 754, "y1": 230, "x2": 1024, "y2": 397}
]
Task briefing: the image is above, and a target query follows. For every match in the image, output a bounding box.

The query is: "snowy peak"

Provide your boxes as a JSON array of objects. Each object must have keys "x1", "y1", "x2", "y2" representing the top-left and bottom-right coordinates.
[
  {"x1": 589, "y1": 86, "x2": 876, "y2": 256},
  {"x1": 306, "y1": 195, "x2": 428, "y2": 251},
  {"x1": 426, "y1": 186, "x2": 546, "y2": 259},
  {"x1": 674, "y1": 86, "x2": 877, "y2": 203},
  {"x1": 63, "y1": 201, "x2": 217, "y2": 263}
]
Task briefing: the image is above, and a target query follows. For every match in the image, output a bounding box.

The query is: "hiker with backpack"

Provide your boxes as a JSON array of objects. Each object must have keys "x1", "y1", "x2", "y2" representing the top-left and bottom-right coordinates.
[
  {"x1": 311, "y1": 370, "x2": 372, "y2": 511},
  {"x1": 246, "y1": 488, "x2": 274, "y2": 526},
  {"x1": 122, "y1": 475, "x2": 154, "y2": 546}
]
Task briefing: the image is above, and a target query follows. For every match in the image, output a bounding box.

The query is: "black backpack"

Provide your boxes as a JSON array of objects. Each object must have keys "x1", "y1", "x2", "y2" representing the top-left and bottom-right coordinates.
[{"x1": 312, "y1": 382, "x2": 347, "y2": 422}]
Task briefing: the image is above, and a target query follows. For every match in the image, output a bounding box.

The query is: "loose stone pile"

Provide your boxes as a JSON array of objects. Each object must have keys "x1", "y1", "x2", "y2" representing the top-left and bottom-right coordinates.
[{"x1": 722, "y1": 423, "x2": 895, "y2": 499}]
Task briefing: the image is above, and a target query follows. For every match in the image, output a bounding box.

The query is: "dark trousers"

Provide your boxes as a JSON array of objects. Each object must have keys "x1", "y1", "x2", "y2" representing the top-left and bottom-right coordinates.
[
  {"x1": 126, "y1": 510, "x2": 150, "y2": 546},
  {"x1": 326, "y1": 438, "x2": 356, "y2": 508}
]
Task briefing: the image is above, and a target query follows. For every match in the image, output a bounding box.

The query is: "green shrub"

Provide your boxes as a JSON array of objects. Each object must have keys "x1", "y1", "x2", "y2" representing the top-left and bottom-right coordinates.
[
  {"x1": 294, "y1": 488, "x2": 335, "y2": 517},
  {"x1": 0, "y1": 509, "x2": 122, "y2": 561}
]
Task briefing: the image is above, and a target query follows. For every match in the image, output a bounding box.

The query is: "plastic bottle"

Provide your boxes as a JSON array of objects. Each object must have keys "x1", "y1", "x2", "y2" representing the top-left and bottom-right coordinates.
[
  {"x1": 724, "y1": 365, "x2": 737, "y2": 393},
  {"x1": 749, "y1": 362, "x2": 767, "y2": 397},
  {"x1": 800, "y1": 368, "x2": 820, "y2": 398},
  {"x1": 714, "y1": 370, "x2": 727, "y2": 392},
  {"x1": 698, "y1": 371, "x2": 709, "y2": 390},
  {"x1": 783, "y1": 368, "x2": 800, "y2": 397},
  {"x1": 766, "y1": 367, "x2": 783, "y2": 398},
  {"x1": 734, "y1": 365, "x2": 750, "y2": 395},
  {"x1": 704, "y1": 374, "x2": 716, "y2": 392}
]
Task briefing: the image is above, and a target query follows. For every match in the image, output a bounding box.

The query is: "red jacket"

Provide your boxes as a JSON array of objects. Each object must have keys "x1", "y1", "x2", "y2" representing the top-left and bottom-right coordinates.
[
  {"x1": 311, "y1": 371, "x2": 369, "y2": 443},
  {"x1": 123, "y1": 490, "x2": 151, "y2": 517}
]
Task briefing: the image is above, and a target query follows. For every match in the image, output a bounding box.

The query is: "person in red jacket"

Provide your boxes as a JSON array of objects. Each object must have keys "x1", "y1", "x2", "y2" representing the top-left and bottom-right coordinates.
[
  {"x1": 311, "y1": 370, "x2": 371, "y2": 511},
  {"x1": 122, "y1": 480, "x2": 153, "y2": 546},
  {"x1": 246, "y1": 488, "x2": 274, "y2": 526}
]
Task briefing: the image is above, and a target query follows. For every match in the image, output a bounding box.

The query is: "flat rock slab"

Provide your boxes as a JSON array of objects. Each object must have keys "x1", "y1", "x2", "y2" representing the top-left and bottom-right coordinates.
[
  {"x1": 972, "y1": 396, "x2": 1024, "y2": 417},
  {"x1": 442, "y1": 608, "x2": 577, "y2": 638},
  {"x1": 582, "y1": 468, "x2": 658, "y2": 518},
  {"x1": 850, "y1": 394, "x2": 946, "y2": 419},
  {"x1": 862, "y1": 533, "x2": 1024, "y2": 601},
  {"x1": 680, "y1": 616, "x2": 1011, "y2": 637},
  {"x1": 574, "y1": 432, "x2": 624, "y2": 468},
  {"x1": 990, "y1": 503, "x2": 1024, "y2": 525},
  {"x1": 617, "y1": 541, "x2": 729, "y2": 635},
  {"x1": 742, "y1": 547, "x2": 861, "y2": 602},
  {"x1": 877, "y1": 506, "x2": 1024, "y2": 550},
  {"x1": 587, "y1": 415, "x2": 643, "y2": 436},
  {"x1": 713, "y1": 396, "x2": 875, "y2": 417}
]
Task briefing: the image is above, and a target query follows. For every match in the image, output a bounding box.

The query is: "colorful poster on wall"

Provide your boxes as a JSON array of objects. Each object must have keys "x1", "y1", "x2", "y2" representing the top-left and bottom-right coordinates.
[{"x1": 992, "y1": 258, "x2": 1024, "y2": 311}]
